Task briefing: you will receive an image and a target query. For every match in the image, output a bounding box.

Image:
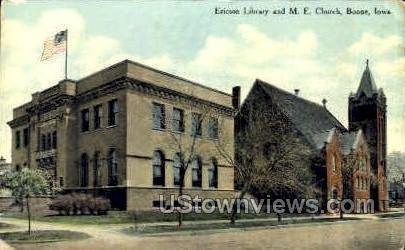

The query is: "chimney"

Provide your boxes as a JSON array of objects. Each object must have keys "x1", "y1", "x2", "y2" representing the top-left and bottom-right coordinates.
[
  {"x1": 232, "y1": 86, "x2": 241, "y2": 109},
  {"x1": 322, "y1": 98, "x2": 327, "y2": 107},
  {"x1": 294, "y1": 89, "x2": 300, "y2": 96}
]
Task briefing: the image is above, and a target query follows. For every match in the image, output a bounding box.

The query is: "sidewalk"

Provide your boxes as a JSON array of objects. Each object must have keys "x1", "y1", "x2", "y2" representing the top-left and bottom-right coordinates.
[{"x1": 0, "y1": 239, "x2": 14, "y2": 250}]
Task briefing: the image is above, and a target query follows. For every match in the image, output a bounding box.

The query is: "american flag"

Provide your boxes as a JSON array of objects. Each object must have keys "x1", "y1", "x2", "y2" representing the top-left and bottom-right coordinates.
[{"x1": 40, "y1": 30, "x2": 67, "y2": 61}]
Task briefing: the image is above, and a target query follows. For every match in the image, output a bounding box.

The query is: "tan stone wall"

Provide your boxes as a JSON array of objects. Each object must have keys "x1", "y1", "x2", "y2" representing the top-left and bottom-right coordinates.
[
  {"x1": 125, "y1": 90, "x2": 234, "y2": 191},
  {"x1": 71, "y1": 89, "x2": 127, "y2": 187}
]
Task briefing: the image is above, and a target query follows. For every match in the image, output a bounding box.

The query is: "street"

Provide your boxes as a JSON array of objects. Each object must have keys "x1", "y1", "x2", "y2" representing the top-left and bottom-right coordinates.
[{"x1": 2, "y1": 216, "x2": 404, "y2": 250}]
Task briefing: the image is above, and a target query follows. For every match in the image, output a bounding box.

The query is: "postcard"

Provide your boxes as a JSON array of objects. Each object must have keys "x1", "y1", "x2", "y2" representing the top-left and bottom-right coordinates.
[{"x1": 0, "y1": 1, "x2": 404, "y2": 249}]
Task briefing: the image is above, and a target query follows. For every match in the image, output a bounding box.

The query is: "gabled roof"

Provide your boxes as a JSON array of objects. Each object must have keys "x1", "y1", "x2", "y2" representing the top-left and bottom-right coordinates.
[
  {"x1": 339, "y1": 130, "x2": 364, "y2": 155},
  {"x1": 312, "y1": 128, "x2": 336, "y2": 150},
  {"x1": 255, "y1": 79, "x2": 347, "y2": 149},
  {"x1": 356, "y1": 63, "x2": 378, "y2": 98}
]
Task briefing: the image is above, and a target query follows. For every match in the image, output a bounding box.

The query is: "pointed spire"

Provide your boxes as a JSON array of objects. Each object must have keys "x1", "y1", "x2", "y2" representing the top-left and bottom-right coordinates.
[{"x1": 356, "y1": 59, "x2": 378, "y2": 98}]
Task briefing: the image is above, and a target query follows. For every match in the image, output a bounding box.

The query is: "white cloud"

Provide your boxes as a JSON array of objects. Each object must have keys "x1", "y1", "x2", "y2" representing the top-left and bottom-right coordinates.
[{"x1": 348, "y1": 33, "x2": 401, "y2": 56}]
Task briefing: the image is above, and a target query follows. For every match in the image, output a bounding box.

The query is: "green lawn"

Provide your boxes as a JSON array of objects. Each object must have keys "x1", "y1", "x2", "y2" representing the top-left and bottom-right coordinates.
[
  {"x1": 0, "y1": 222, "x2": 14, "y2": 229},
  {"x1": 123, "y1": 217, "x2": 362, "y2": 236},
  {"x1": 3, "y1": 210, "x2": 314, "y2": 225},
  {"x1": 0, "y1": 230, "x2": 90, "y2": 244}
]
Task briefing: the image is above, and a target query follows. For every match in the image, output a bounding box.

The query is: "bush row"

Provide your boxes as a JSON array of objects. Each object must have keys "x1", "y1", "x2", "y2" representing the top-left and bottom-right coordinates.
[{"x1": 49, "y1": 193, "x2": 111, "y2": 215}]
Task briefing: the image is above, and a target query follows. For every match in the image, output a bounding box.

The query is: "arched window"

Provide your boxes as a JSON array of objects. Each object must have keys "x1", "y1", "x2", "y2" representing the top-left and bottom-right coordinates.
[
  {"x1": 47, "y1": 133, "x2": 52, "y2": 150},
  {"x1": 173, "y1": 153, "x2": 182, "y2": 186},
  {"x1": 80, "y1": 153, "x2": 89, "y2": 187},
  {"x1": 332, "y1": 188, "x2": 338, "y2": 200},
  {"x1": 52, "y1": 131, "x2": 57, "y2": 149},
  {"x1": 208, "y1": 158, "x2": 218, "y2": 188},
  {"x1": 93, "y1": 151, "x2": 101, "y2": 187},
  {"x1": 192, "y1": 156, "x2": 202, "y2": 187},
  {"x1": 152, "y1": 150, "x2": 165, "y2": 186},
  {"x1": 108, "y1": 148, "x2": 118, "y2": 186}
]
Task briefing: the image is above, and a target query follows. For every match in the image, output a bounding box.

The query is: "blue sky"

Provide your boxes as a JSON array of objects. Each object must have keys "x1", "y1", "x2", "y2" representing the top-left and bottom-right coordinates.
[{"x1": 1, "y1": 0, "x2": 404, "y2": 160}]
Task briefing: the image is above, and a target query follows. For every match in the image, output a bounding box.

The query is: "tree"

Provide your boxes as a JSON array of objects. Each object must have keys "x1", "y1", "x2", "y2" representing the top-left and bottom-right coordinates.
[
  {"x1": 169, "y1": 111, "x2": 206, "y2": 228},
  {"x1": 0, "y1": 168, "x2": 51, "y2": 235},
  {"x1": 215, "y1": 97, "x2": 315, "y2": 224},
  {"x1": 340, "y1": 155, "x2": 357, "y2": 218}
]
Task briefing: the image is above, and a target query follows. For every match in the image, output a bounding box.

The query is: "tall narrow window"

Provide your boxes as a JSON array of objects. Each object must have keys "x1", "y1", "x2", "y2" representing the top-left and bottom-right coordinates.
[
  {"x1": 23, "y1": 128, "x2": 29, "y2": 147},
  {"x1": 152, "y1": 103, "x2": 165, "y2": 130},
  {"x1": 357, "y1": 176, "x2": 360, "y2": 189},
  {"x1": 52, "y1": 131, "x2": 57, "y2": 149},
  {"x1": 208, "y1": 117, "x2": 219, "y2": 139},
  {"x1": 331, "y1": 155, "x2": 336, "y2": 172},
  {"x1": 107, "y1": 148, "x2": 118, "y2": 186},
  {"x1": 81, "y1": 109, "x2": 90, "y2": 132},
  {"x1": 94, "y1": 104, "x2": 102, "y2": 129},
  {"x1": 173, "y1": 153, "x2": 182, "y2": 186},
  {"x1": 191, "y1": 113, "x2": 202, "y2": 137},
  {"x1": 152, "y1": 150, "x2": 165, "y2": 186},
  {"x1": 93, "y1": 151, "x2": 100, "y2": 187},
  {"x1": 41, "y1": 134, "x2": 46, "y2": 151},
  {"x1": 108, "y1": 99, "x2": 118, "y2": 126},
  {"x1": 15, "y1": 130, "x2": 21, "y2": 149},
  {"x1": 208, "y1": 158, "x2": 218, "y2": 188},
  {"x1": 192, "y1": 156, "x2": 202, "y2": 187},
  {"x1": 172, "y1": 108, "x2": 184, "y2": 132},
  {"x1": 47, "y1": 133, "x2": 52, "y2": 150},
  {"x1": 80, "y1": 153, "x2": 89, "y2": 187}
]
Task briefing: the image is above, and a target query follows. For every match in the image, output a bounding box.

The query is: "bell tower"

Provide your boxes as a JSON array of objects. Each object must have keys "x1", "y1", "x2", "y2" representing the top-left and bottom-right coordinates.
[{"x1": 348, "y1": 60, "x2": 387, "y2": 211}]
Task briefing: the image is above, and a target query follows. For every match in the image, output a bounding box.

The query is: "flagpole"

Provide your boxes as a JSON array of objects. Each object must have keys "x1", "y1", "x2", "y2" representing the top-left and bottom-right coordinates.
[{"x1": 65, "y1": 29, "x2": 68, "y2": 80}]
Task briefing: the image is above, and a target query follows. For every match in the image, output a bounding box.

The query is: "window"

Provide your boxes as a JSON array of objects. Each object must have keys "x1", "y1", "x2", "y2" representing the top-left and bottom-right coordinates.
[
  {"x1": 107, "y1": 148, "x2": 118, "y2": 186},
  {"x1": 52, "y1": 131, "x2": 57, "y2": 149},
  {"x1": 93, "y1": 151, "x2": 101, "y2": 187},
  {"x1": 172, "y1": 108, "x2": 184, "y2": 132},
  {"x1": 94, "y1": 104, "x2": 102, "y2": 129},
  {"x1": 23, "y1": 128, "x2": 29, "y2": 147},
  {"x1": 81, "y1": 109, "x2": 90, "y2": 132},
  {"x1": 15, "y1": 130, "x2": 21, "y2": 149},
  {"x1": 108, "y1": 99, "x2": 118, "y2": 126},
  {"x1": 16, "y1": 165, "x2": 21, "y2": 172},
  {"x1": 191, "y1": 113, "x2": 202, "y2": 137},
  {"x1": 41, "y1": 134, "x2": 46, "y2": 151},
  {"x1": 80, "y1": 153, "x2": 89, "y2": 187},
  {"x1": 152, "y1": 150, "x2": 165, "y2": 186},
  {"x1": 47, "y1": 133, "x2": 52, "y2": 150},
  {"x1": 208, "y1": 158, "x2": 218, "y2": 188},
  {"x1": 152, "y1": 103, "x2": 165, "y2": 130},
  {"x1": 173, "y1": 153, "x2": 182, "y2": 186},
  {"x1": 356, "y1": 176, "x2": 360, "y2": 189},
  {"x1": 208, "y1": 118, "x2": 219, "y2": 139},
  {"x1": 59, "y1": 177, "x2": 64, "y2": 187},
  {"x1": 192, "y1": 156, "x2": 202, "y2": 187}
]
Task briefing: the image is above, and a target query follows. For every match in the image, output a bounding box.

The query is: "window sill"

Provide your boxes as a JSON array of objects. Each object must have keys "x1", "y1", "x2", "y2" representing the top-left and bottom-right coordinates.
[
  {"x1": 106, "y1": 125, "x2": 117, "y2": 129},
  {"x1": 152, "y1": 128, "x2": 166, "y2": 132},
  {"x1": 171, "y1": 130, "x2": 184, "y2": 134}
]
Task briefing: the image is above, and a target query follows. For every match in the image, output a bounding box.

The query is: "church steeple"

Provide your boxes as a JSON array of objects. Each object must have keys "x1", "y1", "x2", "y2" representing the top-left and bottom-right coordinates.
[
  {"x1": 348, "y1": 59, "x2": 388, "y2": 211},
  {"x1": 356, "y1": 59, "x2": 378, "y2": 98}
]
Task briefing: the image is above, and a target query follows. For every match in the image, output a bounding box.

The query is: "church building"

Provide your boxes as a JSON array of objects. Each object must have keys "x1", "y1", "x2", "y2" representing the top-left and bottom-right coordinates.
[{"x1": 237, "y1": 61, "x2": 388, "y2": 212}]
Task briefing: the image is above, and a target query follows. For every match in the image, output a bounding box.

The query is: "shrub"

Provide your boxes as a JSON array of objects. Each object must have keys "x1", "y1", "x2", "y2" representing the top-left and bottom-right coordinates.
[{"x1": 50, "y1": 193, "x2": 111, "y2": 216}]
